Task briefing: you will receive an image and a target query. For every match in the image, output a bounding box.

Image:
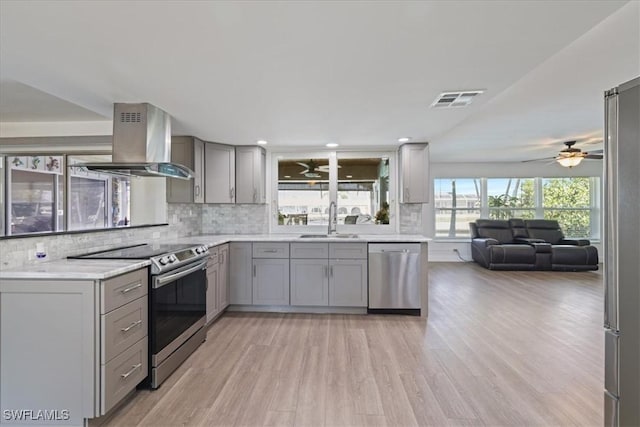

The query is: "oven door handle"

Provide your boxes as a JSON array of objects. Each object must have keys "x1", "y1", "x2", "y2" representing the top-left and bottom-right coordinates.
[{"x1": 153, "y1": 260, "x2": 208, "y2": 289}]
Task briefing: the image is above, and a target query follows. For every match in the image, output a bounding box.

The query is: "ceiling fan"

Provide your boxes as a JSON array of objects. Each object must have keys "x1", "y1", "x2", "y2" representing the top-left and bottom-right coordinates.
[
  {"x1": 296, "y1": 159, "x2": 328, "y2": 178},
  {"x1": 524, "y1": 140, "x2": 603, "y2": 168}
]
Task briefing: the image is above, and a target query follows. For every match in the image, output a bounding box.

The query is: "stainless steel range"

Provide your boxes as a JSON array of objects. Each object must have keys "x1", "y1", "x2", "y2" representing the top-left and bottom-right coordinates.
[{"x1": 70, "y1": 243, "x2": 209, "y2": 388}]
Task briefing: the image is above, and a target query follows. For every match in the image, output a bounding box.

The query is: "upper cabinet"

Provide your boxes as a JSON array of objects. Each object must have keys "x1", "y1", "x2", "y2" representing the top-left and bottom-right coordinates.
[
  {"x1": 235, "y1": 146, "x2": 266, "y2": 204},
  {"x1": 399, "y1": 143, "x2": 430, "y2": 203},
  {"x1": 167, "y1": 136, "x2": 205, "y2": 204},
  {"x1": 205, "y1": 143, "x2": 236, "y2": 204}
]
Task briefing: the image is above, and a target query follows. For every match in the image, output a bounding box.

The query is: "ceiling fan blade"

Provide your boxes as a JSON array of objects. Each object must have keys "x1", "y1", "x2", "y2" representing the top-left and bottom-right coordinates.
[
  {"x1": 296, "y1": 162, "x2": 310, "y2": 168},
  {"x1": 522, "y1": 157, "x2": 556, "y2": 163},
  {"x1": 585, "y1": 154, "x2": 604, "y2": 159}
]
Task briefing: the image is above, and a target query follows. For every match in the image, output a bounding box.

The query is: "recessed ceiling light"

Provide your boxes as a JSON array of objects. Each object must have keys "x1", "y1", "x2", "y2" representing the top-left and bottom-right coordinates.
[
  {"x1": 256, "y1": 140, "x2": 268, "y2": 145},
  {"x1": 326, "y1": 143, "x2": 339, "y2": 148},
  {"x1": 398, "y1": 137, "x2": 411, "y2": 143}
]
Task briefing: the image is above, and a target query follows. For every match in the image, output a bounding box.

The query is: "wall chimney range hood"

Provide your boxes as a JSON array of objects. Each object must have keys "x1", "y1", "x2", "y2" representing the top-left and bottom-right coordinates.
[{"x1": 82, "y1": 103, "x2": 193, "y2": 179}]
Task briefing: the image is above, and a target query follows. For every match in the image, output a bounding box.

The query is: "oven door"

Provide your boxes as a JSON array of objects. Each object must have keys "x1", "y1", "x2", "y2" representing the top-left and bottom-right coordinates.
[{"x1": 150, "y1": 259, "x2": 207, "y2": 365}]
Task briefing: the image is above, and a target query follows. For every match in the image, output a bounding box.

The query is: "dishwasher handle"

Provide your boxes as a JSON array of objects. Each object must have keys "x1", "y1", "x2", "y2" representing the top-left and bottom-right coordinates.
[{"x1": 368, "y1": 243, "x2": 421, "y2": 254}]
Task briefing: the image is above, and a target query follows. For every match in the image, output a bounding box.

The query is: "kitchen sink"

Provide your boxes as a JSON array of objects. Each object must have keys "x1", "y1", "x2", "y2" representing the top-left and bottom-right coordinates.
[{"x1": 298, "y1": 234, "x2": 359, "y2": 239}]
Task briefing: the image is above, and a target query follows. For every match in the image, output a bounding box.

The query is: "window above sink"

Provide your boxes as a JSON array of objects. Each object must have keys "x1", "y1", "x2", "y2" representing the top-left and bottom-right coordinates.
[{"x1": 272, "y1": 150, "x2": 397, "y2": 234}]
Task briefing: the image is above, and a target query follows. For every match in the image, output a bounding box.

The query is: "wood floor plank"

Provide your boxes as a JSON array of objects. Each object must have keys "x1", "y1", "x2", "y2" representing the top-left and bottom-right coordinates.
[{"x1": 102, "y1": 262, "x2": 603, "y2": 427}]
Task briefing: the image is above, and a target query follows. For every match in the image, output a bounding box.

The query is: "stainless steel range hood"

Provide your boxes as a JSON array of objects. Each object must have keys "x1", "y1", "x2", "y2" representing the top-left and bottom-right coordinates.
[{"x1": 82, "y1": 103, "x2": 193, "y2": 179}]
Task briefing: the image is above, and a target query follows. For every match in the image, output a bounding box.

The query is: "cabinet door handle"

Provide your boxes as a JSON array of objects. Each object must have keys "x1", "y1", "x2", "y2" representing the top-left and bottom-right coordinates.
[
  {"x1": 253, "y1": 265, "x2": 257, "y2": 277},
  {"x1": 120, "y1": 320, "x2": 142, "y2": 332},
  {"x1": 324, "y1": 265, "x2": 328, "y2": 277},
  {"x1": 121, "y1": 363, "x2": 142, "y2": 379},
  {"x1": 330, "y1": 266, "x2": 333, "y2": 277},
  {"x1": 253, "y1": 188, "x2": 257, "y2": 203},
  {"x1": 230, "y1": 187, "x2": 235, "y2": 200},
  {"x1": 120, "y1": 283, "x2": 142, "y2": 294}
]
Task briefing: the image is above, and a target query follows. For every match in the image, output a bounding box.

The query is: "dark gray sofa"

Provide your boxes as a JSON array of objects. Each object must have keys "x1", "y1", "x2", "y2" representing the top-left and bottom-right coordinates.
[{"x1": 470, "y1": 219, "x2": 598, "y2": 271}]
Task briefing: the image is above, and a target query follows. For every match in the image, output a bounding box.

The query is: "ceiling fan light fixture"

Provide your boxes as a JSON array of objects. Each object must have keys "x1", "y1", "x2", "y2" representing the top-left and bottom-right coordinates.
[{"x1": 557, "y1": 156, "x2": 583, "y2": 168}]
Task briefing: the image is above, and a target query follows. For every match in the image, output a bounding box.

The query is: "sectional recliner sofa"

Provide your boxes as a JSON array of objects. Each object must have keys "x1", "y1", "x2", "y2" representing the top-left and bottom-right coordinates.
[{"x1": 469, "y1": 218, "x2": 599, "y2": 271}]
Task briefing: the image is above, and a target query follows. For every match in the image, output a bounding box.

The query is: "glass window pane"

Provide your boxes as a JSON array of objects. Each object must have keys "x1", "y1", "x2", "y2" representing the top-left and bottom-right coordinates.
[
  {"x1": 435, "y1": 209, "x2": 481, "y2": 237},
  {"x1": 434, "y1": 179, "x2": 481, "y2": 237},
  {"x1": 544, "y1": 209, "x2": 591, "y2": 238},
  {"x1": 488, "y1": 208, "x2": 535, "y2": 220},
  {"x1": 277, "y1": 158, "x2": 330, "y2": 226},
  {"x1": 69, "y1": 176, "x2": 107, "y2": 230},
  {"x1": 542, "y1": 177, "x2": 591, "y2": 208},
  {"x1": 337, "y1": 157, "x2": 388, "y2": 225},
  {"x1": 487, "y1": 178, "x2": 535, "y2": 209},
  {"x1": 10, "y1": 168, "x2": 55, "y2": 235},
  {"x1": 112, "y1": 177, "x2": 131, "y2": 227}
]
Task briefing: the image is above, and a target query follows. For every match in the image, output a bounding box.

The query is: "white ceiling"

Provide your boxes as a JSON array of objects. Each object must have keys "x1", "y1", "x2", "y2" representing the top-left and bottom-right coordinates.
[{"x1": 0, "y1": 0, "x2": 638, "y2": 162}]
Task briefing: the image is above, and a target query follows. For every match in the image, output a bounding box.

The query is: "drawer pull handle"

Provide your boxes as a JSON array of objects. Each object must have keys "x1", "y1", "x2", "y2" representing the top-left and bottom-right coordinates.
[
  {"x1": 120, "y1": 320, "x2": 142, "y2": 332},
  {"x1": 264, "y1": 249, "x2": 278, "y2": 253},
  {"x1": 121, "y1": 363, "x2": 142, "y2": 379},
  {"x1": 120, "y1": 283, "x2": 142, "y2": 294}
]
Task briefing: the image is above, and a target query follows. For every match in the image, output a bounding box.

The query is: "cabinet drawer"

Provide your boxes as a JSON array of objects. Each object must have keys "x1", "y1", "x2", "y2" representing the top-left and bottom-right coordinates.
[
  {"x1": 252, "y1": 242, "x2": 290, "y2": 258},
  {"x1": 103, "y1": 337, "x2": 148, "y2": 414},
  {"x1": 290, "y1": 243, "x2": 329, "y2": 259},
  {"x1": 102, "y1": 295, "x2": 148, "y2": 363},
  {"x1": 329, "y1": 243, "x2": 367, "y2": 259},
  {"x1": 102, "y1": 269, "x2": 148, "y2": 313}
]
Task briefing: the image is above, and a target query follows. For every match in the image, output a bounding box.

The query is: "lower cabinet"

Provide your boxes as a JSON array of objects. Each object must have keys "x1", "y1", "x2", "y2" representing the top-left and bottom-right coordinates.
[
  {"x1": 206, "y1": 244, "x2": 230, "y2": 323},
  {"x1": 229, "y1": 242, "x2": 252, "y2": 304},
  {"x1": 229, "y1": 242, "x2": 367, "y2": 309},
  {"x1": 218, "y1": 244, "x2": 230, "y2": 309},
  {"x1": 290, "y1": 258, "x2": 329, "y2": 306},
  {"x1": 252, "y1": 258, "x2": 290, "y2": 305},
  {"x1": 206, "y1": 250, "x2": 220, "y2": 323},
  {"x1": 329, "y1": 259, "x2": 368, "y2": 307},
  {"x1": 0, "y1": 268, "x2": 149, "y2": 426}
]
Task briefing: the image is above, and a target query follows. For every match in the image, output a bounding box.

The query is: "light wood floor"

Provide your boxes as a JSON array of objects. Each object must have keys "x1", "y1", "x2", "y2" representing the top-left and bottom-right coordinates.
[{"x1": 104, "y1": 262, "x2": 604, "y2": 426}]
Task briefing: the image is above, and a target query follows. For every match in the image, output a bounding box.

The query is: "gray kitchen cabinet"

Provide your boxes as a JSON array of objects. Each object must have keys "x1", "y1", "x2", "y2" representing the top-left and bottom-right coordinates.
[
  {"x1": 329, "y1": 258, "x2": 368, "y2": 307},
  {"x1": 0, "y1": 268, "x2": 149, "y2": 426},
  {"x1": 235, "y1": 146, "x2": 266, "y2": 204},
  {"x1": 167, "y1": 136, "x2": 205, "y2": 203},
  {"x1": 290, "y1": 258, "x2": 329, "y2": 306},
  {"x1": 206, "y1": 247, "x2": 220, "y2": 324},
  {"x1": 218, "y1": 244, "x2": 230, "y2": 310},
  {"x1": 252, "y1": 258, "x2": 290, "y2": 305},
  {"x1": 205, "y1": 142, "x2": 236, "y2": 203},
  {"x1": 399, "y1": 142, "x2": 430, "y2": 203},
  {"x1": 229, "y1": 242, "x2": 252, "y2": 304}
]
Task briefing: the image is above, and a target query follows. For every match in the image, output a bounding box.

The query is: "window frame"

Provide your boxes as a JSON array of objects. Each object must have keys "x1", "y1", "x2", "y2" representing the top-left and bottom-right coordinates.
[
  {"x1": 1, "y1": 153, "x2": 132, "y2": 237},
  {"x1": 433, "y1": 176, "x2": 601, "y2": 241},
  {"x1": 270, "y1": 150, "x2": 398, "y2": 234}
]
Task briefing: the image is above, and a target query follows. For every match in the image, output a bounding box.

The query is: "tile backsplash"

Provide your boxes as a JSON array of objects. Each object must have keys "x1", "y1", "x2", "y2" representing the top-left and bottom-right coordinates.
[
  {"x1": 399, "y1": 203, "x2": 424, "y2": 234},
  {"x1": 202, "y1": 204, "x2": 269, "y2": 234},
  {"x1": 1, "y1": 202, "x2": 426, "y2": 270}
]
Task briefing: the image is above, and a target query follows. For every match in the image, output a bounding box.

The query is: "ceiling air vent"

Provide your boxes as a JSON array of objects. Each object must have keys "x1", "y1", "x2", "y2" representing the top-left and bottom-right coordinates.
[{"x1": 430, "y1": 90, "x2": 484, "y2": 108}]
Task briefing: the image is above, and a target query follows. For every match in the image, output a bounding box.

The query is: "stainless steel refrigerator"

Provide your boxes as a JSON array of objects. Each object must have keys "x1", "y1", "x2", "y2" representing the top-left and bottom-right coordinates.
[{"x1": 603, "y1": 76, "x2": 640, "y2": 427}]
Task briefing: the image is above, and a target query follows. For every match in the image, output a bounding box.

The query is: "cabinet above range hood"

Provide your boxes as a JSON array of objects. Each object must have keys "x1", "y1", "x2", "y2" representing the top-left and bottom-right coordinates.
[{"x1": 82, "y1": 103, "x2": 194, "y2": 180}]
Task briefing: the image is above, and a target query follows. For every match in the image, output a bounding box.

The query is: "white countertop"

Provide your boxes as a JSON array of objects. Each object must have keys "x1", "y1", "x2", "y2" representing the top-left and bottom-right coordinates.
[
  {"x1": 0, "y1": 234, "x2": 429, "y2": 280},
  {"x1": 0, "y1": 259, "x2": 151, "y2": 280}
]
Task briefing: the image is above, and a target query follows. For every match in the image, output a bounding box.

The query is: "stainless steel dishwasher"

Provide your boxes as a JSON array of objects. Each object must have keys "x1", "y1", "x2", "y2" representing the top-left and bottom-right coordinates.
[{"x1": 368, "y1": 243, "x2": 421, "y2": 315}]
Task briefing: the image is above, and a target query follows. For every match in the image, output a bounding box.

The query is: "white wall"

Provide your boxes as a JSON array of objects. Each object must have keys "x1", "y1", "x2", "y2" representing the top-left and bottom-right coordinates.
[{"x1": 425, "y1": 160, "x2": 604, "y2": 261}]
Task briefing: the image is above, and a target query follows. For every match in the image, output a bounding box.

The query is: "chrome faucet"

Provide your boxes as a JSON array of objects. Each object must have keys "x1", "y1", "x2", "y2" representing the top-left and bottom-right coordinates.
[{"x1": 328, "y1": 201, "x2": 337, "y2": 235}]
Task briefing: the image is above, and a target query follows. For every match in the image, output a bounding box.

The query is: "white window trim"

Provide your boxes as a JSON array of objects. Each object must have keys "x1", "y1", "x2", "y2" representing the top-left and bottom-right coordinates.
[{"x1": 269, "y1": 150, "x2": 398, "y2": 234}]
